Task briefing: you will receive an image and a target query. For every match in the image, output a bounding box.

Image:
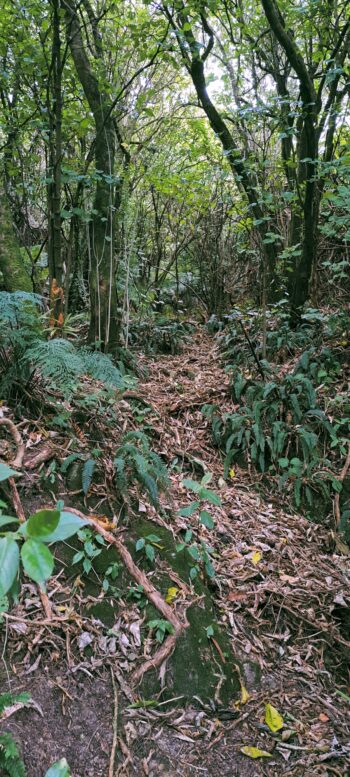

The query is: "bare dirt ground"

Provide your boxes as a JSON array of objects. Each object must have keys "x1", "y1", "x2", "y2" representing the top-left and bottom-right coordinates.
[{"x1": 1, "y1": 329, "x2": 349, "y2": 776}]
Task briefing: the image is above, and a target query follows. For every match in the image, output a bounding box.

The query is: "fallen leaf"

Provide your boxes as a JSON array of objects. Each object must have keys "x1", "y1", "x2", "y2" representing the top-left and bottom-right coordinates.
[
  {"x1": 229, "y1": 468, "x2": 236, "y2": 478},
  {"x1": 240, "y1": 684, "x2": 250, "y2": 705},
  {"x1": 165, "y1": 586, "x2": 178, "y2": 604},
  {"x1": 319, "y1": 713, "x2": 329, "y2": 723},
  {"x1": 240, "y1": 746, "x2": 272, "y2": 759},
  {"x1": 265, "y1": 703, "x2": 284, "y2": 732},
  {"x1": 251, "y1": 550, "x2": 262, "y2": 565}
]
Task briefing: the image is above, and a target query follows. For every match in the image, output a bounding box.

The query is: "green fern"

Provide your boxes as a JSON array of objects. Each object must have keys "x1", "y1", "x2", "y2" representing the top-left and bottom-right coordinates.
[
  {"x1": 114, "y1": 431, "x2": 168, "y2": 506},
  {"x1": 23, "y1": 339, "x2": 134, "y2": 396},
  {"x1": 0, "y1": 733, "x2": 26, "y2": 777},
  {"x1": 82, "y1": 459, "x2": 95, "y2": 495}
]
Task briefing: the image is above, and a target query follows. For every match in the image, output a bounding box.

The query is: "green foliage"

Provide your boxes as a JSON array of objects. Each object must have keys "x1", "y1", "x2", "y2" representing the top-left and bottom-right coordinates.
[
  {"x1": 204, "y1": 360, "x2": 342, "y2": 511},
  {"x1": 24, "y1": 339, "x2": 133, "y2": 396},
  {"x1": 0, "y1": 293, "x2": 136, "y2": 404},
  {"x1": 135, "y1": 533, "x2": 163, "y2": 563},
  {"x1": 0, "y1": 467, "x2": 88, "y2": 597},
  {"x1": 0, "y1": 733, "x2": 26, "y2": 777},
  {"x1": 176, "y1": 529, "x2": 216, "y2": 580},
  {"x1": 178, "y1": 472, "x2": 220, "y2": 530},
  {"x1": 44, "y1": 760, "x2": 71, "y2": 777},
  {"x1": 72, "y1": 528, "x2": 105, "y2": 575},
  {"x1": 147, "y1": 618, "x2": 175, "y2": 643},
  {"x1": 129, "y1": 318, "x2": 194, "y2": 355},
  {"x1": 114, "y1": 431, "x2": 168, "y2": 506}
]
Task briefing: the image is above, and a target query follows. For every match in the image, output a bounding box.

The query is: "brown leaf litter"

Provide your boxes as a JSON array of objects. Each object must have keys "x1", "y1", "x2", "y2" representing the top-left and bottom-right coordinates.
[{"x1": 0, "y1": 328, "x2": 349, "y2": 776}]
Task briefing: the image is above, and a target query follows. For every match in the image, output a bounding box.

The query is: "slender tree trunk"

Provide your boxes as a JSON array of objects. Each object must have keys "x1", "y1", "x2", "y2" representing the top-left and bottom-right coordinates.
[
  {"x1": 48, "y1": 0, "x2": 64, "y2": 324},
  {"x1": 63, "y1": 0, "x2": 120, "y2": 351},
  {"x1": 0, "y1": 185, "x2": 33, "y2": 292}
]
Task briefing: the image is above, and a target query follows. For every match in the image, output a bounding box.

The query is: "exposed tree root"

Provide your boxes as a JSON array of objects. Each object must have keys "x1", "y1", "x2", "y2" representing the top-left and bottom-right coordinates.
[
  {"x1": 65, "y1": 507, "x2": 188, "y2": 684},
  {"x1": 0, "y1": 417, "x2": 25, "y2": 468},
  {"x1": 0, "y1": 417, "x2": 26, "y2": 522}
]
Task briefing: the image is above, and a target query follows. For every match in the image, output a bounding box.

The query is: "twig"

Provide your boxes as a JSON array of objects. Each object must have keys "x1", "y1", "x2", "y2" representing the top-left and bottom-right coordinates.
[
  {"x1": 238, "y1": 319, "x2": 266, "y2": 379},
  {"x1": 334, "y1": 443, "x2": 350, "y2": 528},
  {"x1": 63, "y1": 508, "x2": 187, "y2": 683},
  {"x1": 109, "y1": 667, "x2": 119, "y2": 777}
]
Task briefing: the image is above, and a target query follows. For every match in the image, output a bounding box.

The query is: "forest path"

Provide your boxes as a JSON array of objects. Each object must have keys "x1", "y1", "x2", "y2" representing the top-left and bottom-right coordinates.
[
  {"x1": 123, "y1": 327, "x2": 350, "y2": 777},
  {"x1": 1, "y1": 329, "x2": 350, "y2": 777}
]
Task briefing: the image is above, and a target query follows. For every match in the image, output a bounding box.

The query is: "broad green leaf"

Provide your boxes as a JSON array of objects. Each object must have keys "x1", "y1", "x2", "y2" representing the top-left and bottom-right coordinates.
[
  {"x1": 0, "y1": 463, "x2": 19, "y2": 482},
  {"x1": 33, "y1": 511, "x2": 89, "y2": 543},
  {"x1": 145, "y1": 544, "x2": 155, "y2": 562},
  {"x1": 178, "y1": 501, "x2": 200, "y2": 517},
  {"x1": 198, "y1": 488, "x2": 221, "y2": 506},
  {"x1": 188, "y1": 545, "x2": 200, "y2": 561},
  {"x1": 44, "y1": 759, "x2": 71, "y2": 777},
  {"x1": 265, "y1": 703, "x2": 284, "y2": 732},
  {"x1": 240, "y1": 746, "x2": 272, "y2": 758},
  {"x1": 199, "y1": 511, "x2": 215, "y2": 529},
  {"x1": 0, "y1": 537, "x2": 20, "y2": 594},
  {"x1": 25, "y1": 509, "x2": 60, "y2": 539},
  {"x1": 181, "y1": 478, "x2": 201, "y2": 494},
  {"x1": 21, "y1": 540, "x2": 54, "y2": 586},
  {"x1": 0, "y1": 515, "x2": 19, "y2": 528},
  {"x1": 200, "y1": 472, "x2": 213, "y2": 486}
]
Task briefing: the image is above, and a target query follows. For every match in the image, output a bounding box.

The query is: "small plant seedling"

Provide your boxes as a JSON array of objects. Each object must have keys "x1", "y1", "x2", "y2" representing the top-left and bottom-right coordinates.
[
  {"x1": 72, "y1": 528, "x2": 105, "y2": 574},
  {"x1": 147, "y1": 618, "x2": 175, "y2": 643},
  {"x1": 135, "y1": 533, "x2": 163, "y2": 563},
  {"x1": 178, "y1": 472, "x2": 221, "y2": 530}
]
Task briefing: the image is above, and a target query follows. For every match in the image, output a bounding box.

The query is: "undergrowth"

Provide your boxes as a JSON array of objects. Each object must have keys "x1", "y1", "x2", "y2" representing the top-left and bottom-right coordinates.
[
  {"x1": 0, "y1": 292, "x2": 135, "y2": 405},
  {"x1": 206, "y1": 306, "x2": 350, "y2": 525}
]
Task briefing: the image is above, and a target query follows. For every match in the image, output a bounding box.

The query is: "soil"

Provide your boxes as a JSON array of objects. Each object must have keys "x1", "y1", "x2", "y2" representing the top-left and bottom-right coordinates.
[{"x1": 1, "y1": 329, "x2": 350, "y2": 777}]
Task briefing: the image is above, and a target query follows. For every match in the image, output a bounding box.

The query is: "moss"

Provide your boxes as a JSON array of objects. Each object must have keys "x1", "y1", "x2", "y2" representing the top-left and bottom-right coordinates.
[{"x1": 0, "y1": 188, "x2": 32, "y2": 292}]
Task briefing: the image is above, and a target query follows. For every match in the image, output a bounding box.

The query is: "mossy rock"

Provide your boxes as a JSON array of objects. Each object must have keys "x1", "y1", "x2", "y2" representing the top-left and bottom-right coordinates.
[
  {"x1": 59, "y1": 513, "x2": 242, "y2": 705},
  {"x1": 130, "y1": 518, "x2": 240, "y2": 705}
]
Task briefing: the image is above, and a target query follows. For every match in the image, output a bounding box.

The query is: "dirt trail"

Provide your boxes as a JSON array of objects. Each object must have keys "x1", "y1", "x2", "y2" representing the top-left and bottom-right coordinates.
[{"x1": 1, "y1": 329, "x2": 350, "y2": 777}]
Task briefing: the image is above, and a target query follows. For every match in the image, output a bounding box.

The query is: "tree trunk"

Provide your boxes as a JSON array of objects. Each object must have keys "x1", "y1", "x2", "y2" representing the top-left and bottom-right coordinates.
[
  {"x1": 0, "y1": 185, "x2": 33, "y2": 292},
  {"x1": 63, "y1": 0, "x2": 120, "y2": 351}
]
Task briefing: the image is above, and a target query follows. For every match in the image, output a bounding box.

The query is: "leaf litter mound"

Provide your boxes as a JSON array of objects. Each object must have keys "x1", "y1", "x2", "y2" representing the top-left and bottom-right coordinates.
[{"x1": 0, "y1": 328, "x2": 350, "y2": 776}]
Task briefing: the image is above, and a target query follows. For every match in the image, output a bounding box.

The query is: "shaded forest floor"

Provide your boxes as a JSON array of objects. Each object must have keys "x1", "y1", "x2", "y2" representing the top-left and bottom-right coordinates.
[{"x1": 1, "y1": 329, "x2": 350, "y2": 776}]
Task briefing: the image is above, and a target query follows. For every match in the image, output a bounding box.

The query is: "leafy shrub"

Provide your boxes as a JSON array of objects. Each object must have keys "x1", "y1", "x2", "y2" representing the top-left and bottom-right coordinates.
[
  {"x1": 203, "y1": 365, "x2": 342, "y2": 510},
  {"x1": 129, "y1": 317, "x2": 194, "y2": 354},
  {"x1": 0, "y1": 465, "x2": 89, "y2": 598},
  {"x1": 0, "y1": 292, "x2": 135, "y2": 403}
]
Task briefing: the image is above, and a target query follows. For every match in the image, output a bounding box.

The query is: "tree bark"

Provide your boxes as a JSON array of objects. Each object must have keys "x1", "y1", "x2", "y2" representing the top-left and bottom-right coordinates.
[
  {"x1": 63, "y1": 0, "x2": 120, "y2": 350},
  {"x1": 0, "y1": 185, "x2": 33, "y2": 292}
]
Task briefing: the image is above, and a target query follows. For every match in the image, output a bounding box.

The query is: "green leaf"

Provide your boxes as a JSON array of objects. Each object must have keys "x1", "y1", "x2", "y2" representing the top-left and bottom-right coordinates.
[
  {"x1": 178, "y1": 501, "x2": 199, "y2": 517},
  {"x1": 181, "y1": 478, "x2": 201, "y2": 494},
  {"x1": 135, "y1": 538, "x2": 145, "y2": 551},
  {"x1": 0, "y1": 463, "x2": 19, "y2": 482},
  {"x1": 0, "y1": 515, "x2": 19, "y2": 528},
  {"x1": 21, "y1": 540, "x2": 54, "y2": 586},
  {"x1": 0, "y1": 538, "x2": 20, "y2": 595},
  {"x1": 188, "y1": 545, "x2": 200, "y2": 561},
  {"x1": 199, "y1": 511, "x2": 215, "y2": 529},
  {"x1": 145, "y1": 544, "x2": 155, "y2": 562},
  {"x1": 198, "y1": 488, "x2": 221, "y2": 505},
  {"x1": 44, "y1": 759, "x2": 71, "y2": 777},
  {"x1": 35, "y1": 511, "x2": 89, "y2": 543},
  {"x1": 82, "y1": 459, "x2": 95, "y2": 495},
  {"x1": 25, "y1": 509, "x2": 60, "y2": 539},
  {"x1": 201, "y1": 472, "x2": 213, "y2": 486}
]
